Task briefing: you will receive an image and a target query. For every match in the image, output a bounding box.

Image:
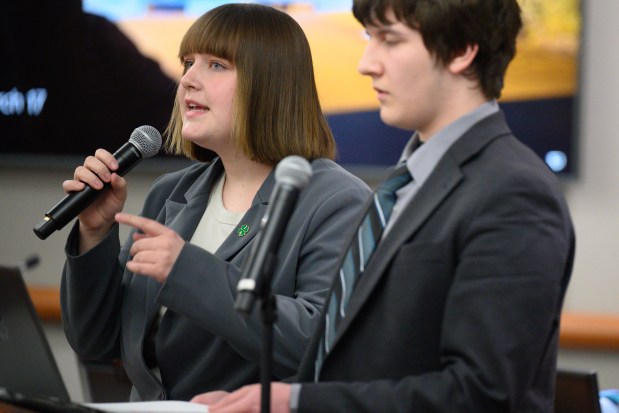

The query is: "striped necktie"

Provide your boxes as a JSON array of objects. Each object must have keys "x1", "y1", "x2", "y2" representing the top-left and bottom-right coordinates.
[{"x1": 314, "y1": 164, "x2": 412, "y2": 378}]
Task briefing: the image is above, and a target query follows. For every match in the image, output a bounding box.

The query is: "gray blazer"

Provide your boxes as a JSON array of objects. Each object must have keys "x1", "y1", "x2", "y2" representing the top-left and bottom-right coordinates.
[
  {"x1": 296, "y1": 112, "x2": 575, "y2": 412},
  {"x1": 61, "y1": 158, "x2": 371, "y2": 401}
]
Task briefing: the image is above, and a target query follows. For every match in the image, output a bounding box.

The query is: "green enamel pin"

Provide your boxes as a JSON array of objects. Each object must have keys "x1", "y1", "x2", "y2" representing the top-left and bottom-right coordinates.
[{"x1": 237, "y1": 224, "x2": 250, "y2": 237}]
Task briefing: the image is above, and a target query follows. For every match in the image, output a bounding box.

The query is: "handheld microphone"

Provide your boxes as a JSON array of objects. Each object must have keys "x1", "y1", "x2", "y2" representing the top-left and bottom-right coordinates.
[
  {"x1": 235, "y1": 155, "x2": 313, "y2": 316},
  {"x1": 33, "y1": 125, "x2": 162, "y2": 240}
]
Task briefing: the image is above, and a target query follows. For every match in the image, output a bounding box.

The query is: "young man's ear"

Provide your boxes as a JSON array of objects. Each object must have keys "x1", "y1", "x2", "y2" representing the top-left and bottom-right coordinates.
[{"x1": 448, "y1": 44, "x2": 479, "y2": 74}]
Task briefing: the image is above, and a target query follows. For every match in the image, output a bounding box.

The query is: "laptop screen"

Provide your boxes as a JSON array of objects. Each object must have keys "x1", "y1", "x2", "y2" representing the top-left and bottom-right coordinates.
[
  {"x1": 555, "y1": 368, "x2": 602, "y2": 413},
  {"x1": 0, "y1": 265, "x2": 70, "y2": 402}
]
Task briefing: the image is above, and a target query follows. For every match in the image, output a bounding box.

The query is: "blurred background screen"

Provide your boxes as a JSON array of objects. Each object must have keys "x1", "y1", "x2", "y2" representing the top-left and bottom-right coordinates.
[{"x1": 0, "y1": 0, "x2": 581, "y2": 175}]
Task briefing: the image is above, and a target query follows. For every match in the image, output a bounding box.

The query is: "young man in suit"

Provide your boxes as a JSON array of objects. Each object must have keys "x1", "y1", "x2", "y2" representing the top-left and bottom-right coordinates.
[{"x1": 193, "y1": 0, "x2": 576, "y2": 411}]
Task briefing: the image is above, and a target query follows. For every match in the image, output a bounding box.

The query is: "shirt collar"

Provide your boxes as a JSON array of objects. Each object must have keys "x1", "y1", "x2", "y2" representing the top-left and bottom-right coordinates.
[{"x1": 399, "y1": 100, "x2": 499, "y2": 186}]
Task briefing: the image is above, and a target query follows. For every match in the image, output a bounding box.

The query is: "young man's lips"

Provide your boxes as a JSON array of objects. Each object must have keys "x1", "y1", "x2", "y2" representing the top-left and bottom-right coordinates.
[{"x1": 374, "y1": 87, "x2": 388, "y2": 100}]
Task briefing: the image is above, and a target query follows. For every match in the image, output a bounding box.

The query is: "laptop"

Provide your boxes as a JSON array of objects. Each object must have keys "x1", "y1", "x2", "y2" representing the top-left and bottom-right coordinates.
[
  {"x1": 0, "y1": 265, "x2": 70, "y2": 402},
  {"x1": 555, "y1": 367, "x2": 602, "y2": 413},
  {"x1": 0, "y1": 265, "x2": 131, "y2": 412}
]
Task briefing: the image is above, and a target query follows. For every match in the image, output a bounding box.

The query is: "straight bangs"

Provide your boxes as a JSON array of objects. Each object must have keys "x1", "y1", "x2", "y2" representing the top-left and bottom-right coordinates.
[{"x1": 178, "y1": 7, "x2": 242, "y2": 64}]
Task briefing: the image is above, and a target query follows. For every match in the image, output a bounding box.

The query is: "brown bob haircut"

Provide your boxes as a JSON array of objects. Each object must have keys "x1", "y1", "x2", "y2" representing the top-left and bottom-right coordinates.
[
  {"x1": 166, "y1": 3, "x2": 336, "y2": 164},
  {"x1": 353, "y1": 0, "x2": 523, "y2": 99}
]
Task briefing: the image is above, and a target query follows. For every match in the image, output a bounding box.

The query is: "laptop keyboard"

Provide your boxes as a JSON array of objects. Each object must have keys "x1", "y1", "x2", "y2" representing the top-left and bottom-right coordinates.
[{"x1": 0, "y1": 388, "x2": 104, "y2": 412}]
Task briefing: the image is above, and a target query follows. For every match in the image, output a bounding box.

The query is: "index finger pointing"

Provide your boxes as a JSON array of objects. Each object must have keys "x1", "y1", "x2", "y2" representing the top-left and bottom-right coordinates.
[{"x1": 115, "y1": 212, "x2": 167, "y2": 236}]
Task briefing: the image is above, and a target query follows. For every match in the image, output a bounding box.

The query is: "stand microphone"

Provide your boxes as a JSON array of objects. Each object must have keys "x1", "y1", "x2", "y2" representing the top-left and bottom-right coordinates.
[
  {"x1": 33, "y1": 125, "x2": 162, "y2": 240},
  {"x1": 234, "y1": 155, "x2": 312, "y2": 413},
  {"x1": 235, "y1": 155, "x2": 312, "y2": 315}
]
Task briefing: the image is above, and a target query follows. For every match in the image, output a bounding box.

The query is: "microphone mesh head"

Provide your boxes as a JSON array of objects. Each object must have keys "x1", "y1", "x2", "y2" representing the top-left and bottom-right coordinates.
[
  {"x1": 275, "y1": 155, "x2": 312, "y2": 189},
  {"x1": 129, "y1": 125, "x2": 162, "y2": 158}
]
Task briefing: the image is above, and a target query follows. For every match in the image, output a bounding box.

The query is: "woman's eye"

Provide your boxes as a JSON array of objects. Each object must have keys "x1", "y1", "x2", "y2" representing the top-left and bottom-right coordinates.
[
  {"x1": 210, "y1": 61, "x2": 224, "y2": 70},
  {"x1": 182, "y1": 60, "x2": 194, "y2": 74}
]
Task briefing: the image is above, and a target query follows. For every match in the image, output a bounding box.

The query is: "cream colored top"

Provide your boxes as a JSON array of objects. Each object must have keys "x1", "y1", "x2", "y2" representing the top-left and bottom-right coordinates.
[{"x1": 190, "y1": 172, "x2": 245, "y2": 252}]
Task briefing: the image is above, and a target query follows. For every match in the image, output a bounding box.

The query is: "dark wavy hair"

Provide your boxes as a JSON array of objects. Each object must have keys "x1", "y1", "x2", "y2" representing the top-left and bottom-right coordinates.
[{"x1": 353, "y1": 0, "x2": 522, "y2": 99}]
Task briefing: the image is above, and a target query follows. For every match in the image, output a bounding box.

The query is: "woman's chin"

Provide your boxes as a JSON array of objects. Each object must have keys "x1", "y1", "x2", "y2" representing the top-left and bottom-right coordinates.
[{"x1": 180, "y1": 128, "x2": 203, "y2": 144}]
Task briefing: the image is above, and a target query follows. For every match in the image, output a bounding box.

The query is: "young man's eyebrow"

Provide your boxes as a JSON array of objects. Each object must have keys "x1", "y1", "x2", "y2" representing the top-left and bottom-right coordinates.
[{"x1": 366, "y1": 24, "x2": 401, "y2": 36}]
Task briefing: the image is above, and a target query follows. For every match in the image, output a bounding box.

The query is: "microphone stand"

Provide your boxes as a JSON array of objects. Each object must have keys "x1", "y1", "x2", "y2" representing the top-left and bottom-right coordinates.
[
  {"x1": 235, "y1": 241, "x2": 280, "y2": 413},
  {"x1": 235, "y1": 155, "x2": 311, "y2": 413},
  {"x1": 259, "y1": 282, "x2": 276, "y2": 413}
]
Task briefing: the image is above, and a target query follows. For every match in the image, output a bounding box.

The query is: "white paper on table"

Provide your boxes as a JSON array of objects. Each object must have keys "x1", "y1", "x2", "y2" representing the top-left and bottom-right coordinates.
[{"x1": 84, "y1": 400, "x2": 209, "y2": 413}]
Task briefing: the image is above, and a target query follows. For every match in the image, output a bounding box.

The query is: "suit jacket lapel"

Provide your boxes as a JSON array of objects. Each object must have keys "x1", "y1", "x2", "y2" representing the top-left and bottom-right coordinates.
[
  {"x1": 145, "y1": 160, "x2": 225, "y2": 317},
  {"x1": 163, "y1": 160, "x2": 223, "y2": 239},
  {"x1": 327, "y1": 112, "x2": 513, "y2": 354},
  {"x1": 331, "y1": 157, "x2": 463, "y2": 348}
]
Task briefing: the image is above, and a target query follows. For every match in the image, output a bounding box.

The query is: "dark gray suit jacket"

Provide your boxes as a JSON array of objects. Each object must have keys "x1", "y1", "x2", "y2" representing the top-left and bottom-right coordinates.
[
  {"x1": 296, "y1": 112, "x2": 575, "y2": 412},
  {"x1": 60, "y1": 158, "x2": 371, "y2": 401}
]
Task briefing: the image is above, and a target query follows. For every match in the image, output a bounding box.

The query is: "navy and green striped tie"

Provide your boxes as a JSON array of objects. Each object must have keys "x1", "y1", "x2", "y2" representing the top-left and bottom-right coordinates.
[{"x1": 315, "y1": 164, "x2": 412, "y2": 379}]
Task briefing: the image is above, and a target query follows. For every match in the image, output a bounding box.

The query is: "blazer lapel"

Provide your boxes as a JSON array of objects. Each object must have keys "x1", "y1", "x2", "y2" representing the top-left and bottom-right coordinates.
[
  {"x1": 332, "y1": 157, "x2": 463, "y2": 347},
  {"x1": 146, "y1": 160, "x2": 224, "y2": 316},
  {"x1": 215, "y1": 203, "x2": 267, "y2": 261},
  {"x1": 327, "y1": 112, "x2": 513, "y2": 353},
  {"x1": 164, "y1": 160, "x2": 223, "y2": 239}
]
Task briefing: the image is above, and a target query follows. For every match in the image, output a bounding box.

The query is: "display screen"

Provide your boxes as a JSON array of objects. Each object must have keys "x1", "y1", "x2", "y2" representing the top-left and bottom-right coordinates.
[{"x1": 0, "y1": 0, "x2": 581, "y2": 175}]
